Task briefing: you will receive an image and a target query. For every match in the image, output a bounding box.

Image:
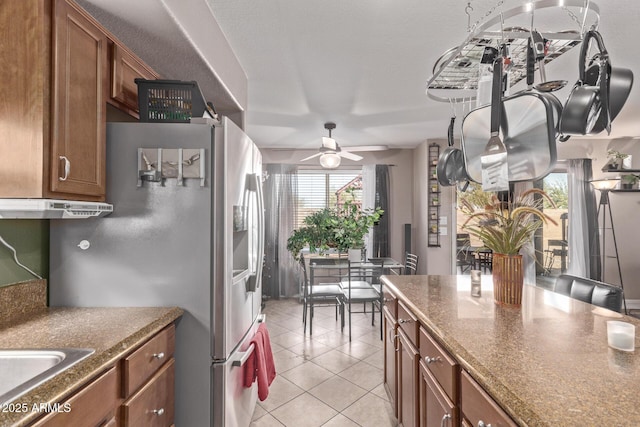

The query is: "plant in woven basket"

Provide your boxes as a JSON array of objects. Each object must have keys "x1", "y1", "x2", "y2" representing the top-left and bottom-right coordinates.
[{"x1": 459, "y1": 189, "x2": 557, "y2": 256}]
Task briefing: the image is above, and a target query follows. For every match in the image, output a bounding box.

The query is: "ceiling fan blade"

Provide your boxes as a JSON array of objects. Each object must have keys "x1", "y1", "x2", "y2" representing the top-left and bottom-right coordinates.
[
  {"x1": 342, "y1": 145, "x2": 389, "y2": 152},
  {"x1": 322, "y1": 137, "x2": 338, "y2": 151},
  {"x1": 300, "y1": 152, "x2": 322, "y2": 162},
  {"x1": 338, "y1": 151, "x2": 363, "y2": 161}
]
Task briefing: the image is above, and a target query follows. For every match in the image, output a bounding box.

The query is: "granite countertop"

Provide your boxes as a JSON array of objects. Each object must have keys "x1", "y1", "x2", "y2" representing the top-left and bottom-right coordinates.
[
  {"x1": 0, "y1": 306, "x2": 183, "y2": 427},
  {"x1": 381, "y1": 274, "x2": 640, "y2": 427}
]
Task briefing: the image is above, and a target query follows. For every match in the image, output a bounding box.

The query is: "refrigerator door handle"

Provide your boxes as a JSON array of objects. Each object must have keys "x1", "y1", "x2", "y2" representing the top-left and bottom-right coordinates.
[
  {"x1": 255, "y1": 172, "x2": 265, "y2": 289},
  {"x1": 246, "y1": 173, "x2": 265, "y2": 293},
  {"x1": 231, "y1": 343, "x2": 255, "y2": 367}
]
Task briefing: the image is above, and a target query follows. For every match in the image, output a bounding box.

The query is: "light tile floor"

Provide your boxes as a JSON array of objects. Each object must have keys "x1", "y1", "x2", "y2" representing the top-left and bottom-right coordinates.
[{"x1": 252, "y1": 299, "x2": 397, "y2": 427}]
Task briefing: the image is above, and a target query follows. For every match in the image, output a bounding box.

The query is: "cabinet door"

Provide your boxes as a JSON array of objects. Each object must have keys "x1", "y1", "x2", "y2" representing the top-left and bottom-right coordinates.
[
  {"x1": 51, "y1": 0, "x2": 107, "y2": 199},
  {"x1": 398, "y1": 329, "x2": 419, "y2": 427},
  {"x1": 383, "y1": 307, "x2": 398, "y2": 417},
  {"x1": 420, "y1": 361, "x2": 457, "y2": 427},
  {"x1": 109, "y1": 43, "x2": 159, "y2": 117}
]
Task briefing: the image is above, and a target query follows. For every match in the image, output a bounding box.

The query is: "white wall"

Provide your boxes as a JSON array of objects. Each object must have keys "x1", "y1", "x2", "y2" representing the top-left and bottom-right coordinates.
[
  {"x1": 413, "y1": 140, "x2": 455, "y2": 275},
  {"x1": 260, "y1": 148, "x2": 414, "y2": 263}
]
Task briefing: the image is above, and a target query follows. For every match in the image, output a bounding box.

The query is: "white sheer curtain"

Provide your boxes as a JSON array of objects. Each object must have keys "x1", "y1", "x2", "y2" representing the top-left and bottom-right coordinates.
[
  {"x1": 566, "y1": 159, "x2": 599, "y2": 279},
  {"x1": 262, "y1": 164, "x2": 298, "y2": 298}
]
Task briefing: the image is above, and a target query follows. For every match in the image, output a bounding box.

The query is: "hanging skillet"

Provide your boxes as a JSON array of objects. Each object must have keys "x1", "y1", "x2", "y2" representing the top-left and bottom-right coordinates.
[{"x1": 437, "y1": 117, "x2": 461, "y2": 186}]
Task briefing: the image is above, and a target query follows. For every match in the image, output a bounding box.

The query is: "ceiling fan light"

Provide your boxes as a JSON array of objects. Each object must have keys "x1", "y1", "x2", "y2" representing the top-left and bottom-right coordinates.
[{"x1": 319, "y1": 153, "x2": 341, "y2": 169}]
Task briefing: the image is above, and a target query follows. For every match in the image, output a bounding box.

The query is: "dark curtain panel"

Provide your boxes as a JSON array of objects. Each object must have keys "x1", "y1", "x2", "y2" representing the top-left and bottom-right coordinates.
[
  {"x1": 262, "y1": 164, "x2": 298, "y2": 299},
  {"x1": 372, "y1": 164, "x2": 390, "y2": 257}
]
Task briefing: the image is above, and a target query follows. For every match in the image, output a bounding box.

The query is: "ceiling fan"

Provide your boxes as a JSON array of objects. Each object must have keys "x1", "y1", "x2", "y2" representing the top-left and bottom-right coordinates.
[{"x1": 300, "y1": 122, "x2": 388, "y2": 169}]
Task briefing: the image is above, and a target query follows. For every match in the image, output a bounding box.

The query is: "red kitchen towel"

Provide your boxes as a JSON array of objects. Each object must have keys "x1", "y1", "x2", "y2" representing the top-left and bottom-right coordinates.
[{"x1": 243, "y1": 323, "x2": 276, "y2": 401}]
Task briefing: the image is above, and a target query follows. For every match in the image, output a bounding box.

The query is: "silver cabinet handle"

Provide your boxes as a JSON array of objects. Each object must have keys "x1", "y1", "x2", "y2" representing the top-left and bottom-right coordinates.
[
  {"x1": 152, "y1": 352, "x2": 165, "y2": 359},
  {"x1": 425, "y1": 356, "x2": 442, "y2": 364},
  {"x1": 441, "y1": 413, "x2": 451, "y2": 427},
  {"x1": 478, "y1": 421, "x2": 492, "y2": 427},
  {"x1": 59, "y1": 156, "x2": 70, "y2": 181},
  {"x1": 393, "y1": 334, "x2": 400, "y2": 352},
  {"x1": 152, "y1": 408, "x2": 165, "y2": 416},
  {"x1": 398, "y1": 318, "x2": 411, "y2": 324}
]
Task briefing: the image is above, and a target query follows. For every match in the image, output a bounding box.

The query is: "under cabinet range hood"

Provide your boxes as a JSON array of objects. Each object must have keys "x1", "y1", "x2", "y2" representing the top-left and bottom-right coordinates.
[{"x1": 0, "y1": 199, "x2": 113, "y2": 219}]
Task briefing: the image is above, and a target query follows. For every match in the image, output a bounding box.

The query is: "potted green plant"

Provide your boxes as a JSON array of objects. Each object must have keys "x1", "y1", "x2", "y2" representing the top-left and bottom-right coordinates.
[
  {"x1": 286, "y1": 208, "x2": 340, "y2": 261},
  {"x1": 621, "y1": 174, "x2": 639, "y2": 189},
  {"x1": 459, "y1": 189, "x2": 556, "y2": 306},
  {"x1": 332, "y1": 189, "x2": 383, "y2": 259},
  {"x1": 606, "y1": 150, "x2": 629, "y2": 170},
  {"x1": 286, "y1": 189, "x2": 383, "y2": 261}
]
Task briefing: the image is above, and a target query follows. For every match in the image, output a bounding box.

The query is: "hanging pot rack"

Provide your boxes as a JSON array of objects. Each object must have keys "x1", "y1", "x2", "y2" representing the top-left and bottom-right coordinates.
[{"x1": 426, "y1": 0, "x2": 600, "y2": 102}]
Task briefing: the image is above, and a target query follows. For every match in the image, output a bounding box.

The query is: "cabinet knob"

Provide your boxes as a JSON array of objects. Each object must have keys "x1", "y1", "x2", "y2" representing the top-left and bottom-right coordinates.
[
  {"x1": 383, "y1": 298, "x2": 391, "y2": 303},
  {"x1": 152, "y1": 408, "x2": 165, "y2": 416},
  {"x1": 152, "y1": 352, "x2": 165, "y2": 359},
  {"x1": 59, "y1": 156, "x2": 70, "y2": 181},
  {"x1": 441, "y1": 413, "x2": 451, "y2": 427},
  {"x1": 425, "y1": 356, "x2": 442, "y2": 364},
  {"x1": 398, "y1": 319, "x2": 411, "y2": 324},
  {"x1": 478, "y1": 421, "x2": 492, "y2": 427}
]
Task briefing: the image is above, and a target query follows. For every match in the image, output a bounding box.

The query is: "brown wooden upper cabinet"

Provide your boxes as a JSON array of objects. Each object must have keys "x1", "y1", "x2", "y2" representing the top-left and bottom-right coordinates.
[
  {"x1": 109, "y1": 42, "x2": 159, "y2": 117},
  {"x1": 50, "y1": 0, "x2": 108, "y2": 199},
  {"x1": 0, "y1": 0, "x2": 157, "y2": 202}
]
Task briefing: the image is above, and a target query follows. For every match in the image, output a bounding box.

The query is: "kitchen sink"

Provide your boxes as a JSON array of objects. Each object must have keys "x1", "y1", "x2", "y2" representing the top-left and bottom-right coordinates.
[{"x1": 0, "y1": 348, "x2": 94, "y2": 405}]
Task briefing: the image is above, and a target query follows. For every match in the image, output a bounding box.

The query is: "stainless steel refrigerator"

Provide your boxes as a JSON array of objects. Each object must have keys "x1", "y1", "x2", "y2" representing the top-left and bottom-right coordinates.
[{"x1": 49, "y1": 118, "x2": 265, "y2": 427}]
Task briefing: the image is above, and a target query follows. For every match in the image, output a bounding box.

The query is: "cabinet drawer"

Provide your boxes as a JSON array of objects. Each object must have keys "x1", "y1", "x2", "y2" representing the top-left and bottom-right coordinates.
[
  {"x1": 123, "y1": 358, "x2": 175, "y2": 427},
  {"x1": 460, "y1": 370, "x2": 517, "y2": 427},
  {"x1": 124, "y1": 325, "x2": 175, "y2": 396},
  {"x1": 419, "y1": 327, "x2": 458, "y2": 401},
  {"x1": 31, "y1": 366, "x2": 119, "y2": 427},
  {"x1": 382, "y1": 288, "x2": 397, "y2": 317},
  {"x1": 397, "y1": 300, "x2": 418, "y2": 347}
]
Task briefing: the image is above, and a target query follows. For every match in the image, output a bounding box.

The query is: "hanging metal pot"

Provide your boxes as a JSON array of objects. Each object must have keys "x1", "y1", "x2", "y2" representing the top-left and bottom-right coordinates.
[{"x1": 559, "y1": 30, "x2": 616, "y2": 135}]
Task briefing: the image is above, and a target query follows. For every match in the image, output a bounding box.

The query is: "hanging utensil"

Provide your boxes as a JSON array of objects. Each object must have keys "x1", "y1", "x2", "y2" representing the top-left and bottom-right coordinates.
[{"x1": 480, "y1": 57, "x2": 509, "y2": 192}]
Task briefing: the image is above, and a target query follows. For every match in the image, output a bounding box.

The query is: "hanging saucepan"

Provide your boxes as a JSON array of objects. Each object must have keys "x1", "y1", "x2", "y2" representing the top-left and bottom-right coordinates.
[
  {"x1": 585, "y1": 53, "x2": 634, "y2": 134},
  {"x1": 559, "y1": 30, "x2": 614, "y2": 135}
]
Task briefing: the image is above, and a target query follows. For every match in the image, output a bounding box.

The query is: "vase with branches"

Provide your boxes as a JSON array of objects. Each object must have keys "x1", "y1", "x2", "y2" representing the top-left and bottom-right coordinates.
[{"x1": 459, "y1": 188, "x2": 557, "y2": 306}]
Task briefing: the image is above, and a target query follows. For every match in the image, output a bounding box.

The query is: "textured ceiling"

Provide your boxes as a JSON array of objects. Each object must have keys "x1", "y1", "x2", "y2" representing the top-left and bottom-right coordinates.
[
  {"x1": 78, "y1": 0, "x2": 640, "y2": 151},
  {"x1": 206, "y1": 0, "x2": 640, "y2": 150}
]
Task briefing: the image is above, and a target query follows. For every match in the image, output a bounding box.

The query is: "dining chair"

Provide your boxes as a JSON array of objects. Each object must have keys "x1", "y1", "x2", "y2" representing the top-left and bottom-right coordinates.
[
  {"x1": 301, "y1": 257, "x2": 344, "y2": 335},
  {"x1": 342, "y1": 261, "x2": 383, "y2": 341},
  {"x1": 403, "y1": 252, "x2": 419, "y2": 275}
]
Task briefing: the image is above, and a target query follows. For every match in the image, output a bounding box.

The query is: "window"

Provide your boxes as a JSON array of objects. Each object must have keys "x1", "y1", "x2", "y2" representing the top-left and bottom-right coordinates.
[{"x1": 294, "y1": 169, "x2": 362, "y2": 229}]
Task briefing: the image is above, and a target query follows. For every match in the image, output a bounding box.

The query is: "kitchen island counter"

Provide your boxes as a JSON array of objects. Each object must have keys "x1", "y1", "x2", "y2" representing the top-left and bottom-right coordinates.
[
  {"x1": 381, "y1": 274, "x2": 640, "y2": 427},
  {"x1": 0, "y1": 304, "x2": 183, "y2": 427}
]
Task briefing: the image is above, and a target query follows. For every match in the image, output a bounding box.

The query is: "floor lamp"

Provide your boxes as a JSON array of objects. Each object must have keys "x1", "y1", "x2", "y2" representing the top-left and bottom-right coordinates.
[{"x1": 590, "y1": 179, "x2": 627, "y2": 314}]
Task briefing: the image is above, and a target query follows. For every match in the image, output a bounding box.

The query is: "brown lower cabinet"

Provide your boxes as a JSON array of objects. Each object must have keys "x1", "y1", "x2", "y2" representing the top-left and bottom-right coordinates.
[
  {"x1": 30, "y1": 324, "x2": 176, "y2": 427},
  {"x1": 398, "y1": 329, "x2": 419, "y2": 427},
  {"x1": 383, "y1": 306, "x2": 398, "y2": 417},
  {"x1": 460, "y1": 371, "x2": 518, "y2": 427},
  {"x1": 384, "y1": 294, "x2": 518, "y2": 427},
  {"x1": 420, "y1": 361, "x2": 457, "y2": 427}
]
